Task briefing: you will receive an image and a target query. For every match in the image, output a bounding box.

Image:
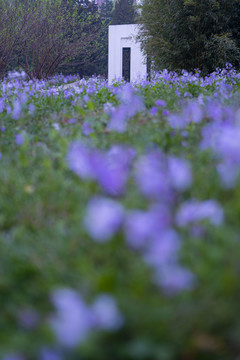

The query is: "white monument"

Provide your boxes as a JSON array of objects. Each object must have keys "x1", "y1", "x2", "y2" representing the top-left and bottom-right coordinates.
[{"x1": 108, "y1": 24, "x2": 147, "y2": 84}]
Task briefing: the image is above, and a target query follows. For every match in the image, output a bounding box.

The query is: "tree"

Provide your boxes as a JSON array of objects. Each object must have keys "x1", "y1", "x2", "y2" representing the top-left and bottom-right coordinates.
[
  {"x1": 59, "y1": 0, "x2": 107, "y2": 77},
  {"x1": 0, "y1": 0, "x2": 31, "y2": 79},
  {"x1": 15, "y1": 0, "x2": 100, "y2": 79},
  {"x1": 111, "y1": 0, "x2": 137, "y2": 25},
  {"x1": 60, "y1": 0, "x2": 114, "y2": 78},
  {"x1": 138, "y1": 0, "x2": 240, "y2": 74},
  {"x1": 96, "y1": 0, "x2": 113, "y2": 75}
]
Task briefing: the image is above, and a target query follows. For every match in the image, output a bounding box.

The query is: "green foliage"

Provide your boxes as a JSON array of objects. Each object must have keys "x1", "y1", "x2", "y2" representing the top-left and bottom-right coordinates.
[
  {"x1": 111, "y1": 0, "x2": 137, "y2": 24},
  {"x1": 138, "y1": 0, "x2": 240, "y2": 74},
  {"x1": 59, "y1": 0, "x2": 108, "y2": 77}
]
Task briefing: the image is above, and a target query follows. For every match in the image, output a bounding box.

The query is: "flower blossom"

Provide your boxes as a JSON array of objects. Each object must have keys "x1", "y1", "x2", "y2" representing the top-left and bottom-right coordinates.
[
  {"x1": 84, "y1": 196, "x2": 124, "y2": 242},
  {"x1": 176, "y1": 199, "x2": 224, "y2": 227}
]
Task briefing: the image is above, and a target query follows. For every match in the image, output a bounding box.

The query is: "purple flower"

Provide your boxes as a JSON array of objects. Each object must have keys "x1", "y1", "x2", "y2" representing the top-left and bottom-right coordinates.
[
  {"x1": 67, "y1": 143, "x2": 133, "y2": 195},
  {"x1": 83, "y1": 94, "x2": 89, "y2": 103},
  {"x1": 50, "y1": 288, "x2": 123, "y2": 348},
  {"x1": 95, "y1": 146, "x2": 133, "y2": 196},
  {"x1": 12, "y1": 100, "x2": 22, "y2": 120},
  {"x1": 155, "y1": 265, "x2": 195, "y2": 295},
  {"x1": 50, "y1": 288, "x2": 93, "y2": 348},
  {"x1": 176, "y1": 199, "x2": 224, "y2": 227},
  {"x1": 155, "y1": 99, "x2": 166, "y2": 107},
  {"x1": 217, "y1": 161, "x2": 239, "y2": 188},
  {"x1": 82, "y1": 122, "x2": 94, "y2": 136},
  {"x1": 167, "y1": 114, "x2": 185, "y2": 129},
  {"x1": 215, "y1": 125, "x2": 240, "y2": 163},
  {"x1": 163, "y1": 109, "x2": 169, "y2": 116},
  {"x1": 144, "y1": 229, "x2": 181, "y2": 268},
  {"x1": 168, "y1": 156, "x2": 192, "y2": 190},
  {"x1": 40, "y1": 348, "x2": 62, "y2": 360},
  {"x1": 205, "y1": 101, "x2": 223, "y2": 122},
  {"x1": 103, "y1": 102, "x2": 114, "y2": 115},
  {"x1": 28, "y1": 103, "x2": 35, "y2": 114},
  {"x1": 182, "y1": 102, "x2": 203, "y2": 124},
  {"x1": 15, "y1": 133, "x2": 24, "y2": 146},
  {"x1": 107, "y1": 85, "x2": 144, "y2": 132},
  {"x1": 68, "y1": 118, "x2": 77, "y2": 124},
  {"x1": 200, "y1": 120, "x2": 240, "y2": 187},
  {"x1": 91, "y1": 294, "x2": 123, "y2": 330},
  {"x1": 66, "y1": 142, "x2": 96, "y2": 179},
  {"x1": 134, "y1": 151, "x2": 171, "y2": 200},
  {"x1": 0, "y1": 99, "x2": 5, "y2": 113},
  {"x1": 107, "y1": 106, "x2": 128, "y2": 133},
  {"x1": 149, "y1": 106, "x2": 158, "y2": 115},
  {"x1": 200, "y1": 122, "x2": 221, "y2": 150},
  {"x1": 84, "y1": 197, "x2": 124, "y2": 242},
  {"x1": 124, "y1": 205, "x2": 171, "y2": 249},
  {"x1": 124, "y1": 210, "x2": 158, "y2": 249},
  {"x1": 168, "y1": 102, "x2": 202, "y2": 129},
  {"x1": 52, "y1": 123, "x2": 60, "y2": 131}
]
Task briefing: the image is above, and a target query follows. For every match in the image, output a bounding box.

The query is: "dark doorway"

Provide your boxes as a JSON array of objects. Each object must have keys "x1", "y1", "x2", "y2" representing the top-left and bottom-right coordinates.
[
  {"x1": 122, "y1": 47, "x2": 131, "y2": 82},
  {"x1": 147, "y1": 56, "x2": 152, "y2": 81}
]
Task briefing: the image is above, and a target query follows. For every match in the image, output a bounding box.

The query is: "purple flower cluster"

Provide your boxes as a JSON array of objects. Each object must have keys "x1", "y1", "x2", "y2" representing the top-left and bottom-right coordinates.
[
  {"x1": 107, "y1": 84, "x2": 145, "y2": 132},
  {"x1": 134, "y1": 151, "x2": 192, "y2": 199},
  {"x1": 200, "y1": 105, "x2": 240, "y2": 187},
  {"x1": 167, "y1": 101, "x2": 203, "y2": 129},
  {"x1": 83, "y1": 195, "x2": 195, "y2": 294},
  {"x1": 125, "y1": 204, "x2": 171, "y2": 250},
  {"x1": 176, "y1": 199, "x2": 224, "y2": 227},
  {"x1": 15, "y1": 133, "x2": 24, "y2": 146},
  {"x1": 84, "y1": 196, "x2": 124, "y2": 242},
  {"x1": 67, "y1": 142, "x2": 134, "y2": 196},
  {"x1": 75, "y1": 146, "x2": 196, "y2": 294},
  {"x1": 124, "y1": 203, "x2": 195, "y2": 294},
  {"x1": 50, "y1": 288, "x2": 123, "y2": 348}
]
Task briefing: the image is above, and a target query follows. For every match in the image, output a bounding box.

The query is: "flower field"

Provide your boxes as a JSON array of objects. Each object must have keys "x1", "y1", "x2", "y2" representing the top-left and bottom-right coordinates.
[{"x1": 2, "y1": 65, "x2": 240, "y2": 359}]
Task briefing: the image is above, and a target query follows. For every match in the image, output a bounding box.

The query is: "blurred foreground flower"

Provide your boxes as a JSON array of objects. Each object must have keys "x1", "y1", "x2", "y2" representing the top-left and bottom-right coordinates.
[
  {"x1": 176, "y1": 199, "x2": 224, "y2": 227},
  {"x1": 168, "y1": 156, "x2": 192, "y2": 191},
  {"x1": 50, "y1": 288, "x2": 123, "y2": 348},
  {"x1": 144, "y1": 229, "x2": 181, "y2": 268},
  {"x1": 91, "y1": 294, "x2": 123, "y2": 330},
  {"x1": 67, "y1": 142, "x2": 133, "y2": 195},
  {"x1": 40, "y1": 348, "x2": 62, "y2": 360},
  {"x1": 134, "y1": 151, "x2": 171, "y2": 200},
  {"x1": 124, "y1": 205, "x2": 171, "y2": 249},
  {"x1": 155, "y1": 265, "x2": 195, "y2": 295},
  {"x1": 134, "y1": 151, "x2": 192, "y2": 200},
  {"x1": 84, "y1": 196, "x2": 124, "y2": 242},
  {"x1": 15, "y1": 133, "x2": 24, "y2": 146},
  {"x1": 50, "y1": 288, "x2": 93, "y2": 347},
  {"x1": 82, "y1": 122, "x2": 94, "y2": 136},
  {"x1": 107, "y1": 84, "x2": 145, "y2": 132}
]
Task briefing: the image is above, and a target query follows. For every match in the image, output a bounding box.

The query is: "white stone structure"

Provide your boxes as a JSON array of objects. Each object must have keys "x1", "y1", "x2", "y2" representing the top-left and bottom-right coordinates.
[{"x1": 108, "y1": 24, "x2": 147, "y2": 84}]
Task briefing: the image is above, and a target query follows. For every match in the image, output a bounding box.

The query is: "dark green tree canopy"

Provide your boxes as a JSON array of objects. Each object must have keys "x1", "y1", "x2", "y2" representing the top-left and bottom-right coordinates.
[
  {"x1": 138, "y1": 0, "x2": 240, "y2": 74},
  {"x1": 60, "y1": 0, "x2": 113, "y2": 77},
  {"x1": 111, "y1": 0, "x2": 137, "y2": 25}
]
